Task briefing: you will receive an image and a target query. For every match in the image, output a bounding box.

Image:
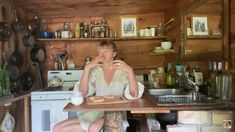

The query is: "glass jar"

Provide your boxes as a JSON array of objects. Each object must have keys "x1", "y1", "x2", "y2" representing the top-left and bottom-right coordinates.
[{"x1": 156, "y1": 22, "x2": 164, "y2": 36}]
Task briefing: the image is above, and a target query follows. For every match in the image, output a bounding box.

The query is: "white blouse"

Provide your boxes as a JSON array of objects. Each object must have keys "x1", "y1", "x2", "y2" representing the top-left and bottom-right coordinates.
[
  {"x1": 74, "y1": 67, "x2": 144, "y2": 99},
  {"x1": 73, "y1": 67, "x2": 144, "y2": 131}
]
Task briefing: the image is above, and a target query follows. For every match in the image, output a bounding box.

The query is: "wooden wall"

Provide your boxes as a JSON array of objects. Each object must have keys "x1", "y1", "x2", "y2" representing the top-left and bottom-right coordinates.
[{"x1": 39, "y1": 13, "x2": 175, "y2": 82}]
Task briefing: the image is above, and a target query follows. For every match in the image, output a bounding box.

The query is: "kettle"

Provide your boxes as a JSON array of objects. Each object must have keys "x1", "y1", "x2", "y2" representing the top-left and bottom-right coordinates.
[{"x1": 48, "y1": 76, "x2": 63, "y2": 87}]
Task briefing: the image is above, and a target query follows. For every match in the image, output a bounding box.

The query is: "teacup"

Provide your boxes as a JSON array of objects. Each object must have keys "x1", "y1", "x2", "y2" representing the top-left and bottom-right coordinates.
[{"x1": 67, "y1": 92, "x2": 84, "y2": 106}]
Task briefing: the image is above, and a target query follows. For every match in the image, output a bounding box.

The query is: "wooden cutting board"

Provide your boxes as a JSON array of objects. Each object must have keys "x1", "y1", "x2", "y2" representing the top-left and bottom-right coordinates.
[{"x1": 86, "y1": 96, "x2": 128, "y2": 105}]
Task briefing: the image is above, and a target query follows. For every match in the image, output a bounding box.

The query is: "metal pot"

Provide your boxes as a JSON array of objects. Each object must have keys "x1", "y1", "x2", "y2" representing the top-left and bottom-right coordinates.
[{"x1": 30, "y1": 47, "x2": 46, "y2": 62}]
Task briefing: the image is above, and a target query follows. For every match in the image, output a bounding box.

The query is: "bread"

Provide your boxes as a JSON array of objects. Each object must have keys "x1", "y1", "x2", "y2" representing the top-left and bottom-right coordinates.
[{"x1": 90, "y1": 96, "x2": 104, "y2": 103}]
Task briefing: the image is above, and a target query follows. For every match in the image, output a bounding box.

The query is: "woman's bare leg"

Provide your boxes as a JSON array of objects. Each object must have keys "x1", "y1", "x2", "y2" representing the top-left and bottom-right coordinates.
[
  {"x1": 53, "y1": 117, "x2": 85, "y2": 132},
  {"x1": 88, "y1": 118, "x2": 104, "y2": 132}
]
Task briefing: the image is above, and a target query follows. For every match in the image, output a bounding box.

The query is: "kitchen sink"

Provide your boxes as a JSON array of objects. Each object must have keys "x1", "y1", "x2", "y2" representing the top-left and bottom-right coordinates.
[
  {"x1": 148, "y1": 88, "x2": 187, "y2": 96},
  {"x1": 153, "y1": 95, "x2": 225, "y2": 106},
  {"x1": 148, "y1": 88, "x2": 226, "y2": 106}
]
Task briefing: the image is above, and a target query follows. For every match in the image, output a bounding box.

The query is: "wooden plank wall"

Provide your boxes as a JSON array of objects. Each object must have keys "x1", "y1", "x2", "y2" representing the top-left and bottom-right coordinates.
[{"x1": 40, "y1": 13, "x2": 172, "y2": 82}]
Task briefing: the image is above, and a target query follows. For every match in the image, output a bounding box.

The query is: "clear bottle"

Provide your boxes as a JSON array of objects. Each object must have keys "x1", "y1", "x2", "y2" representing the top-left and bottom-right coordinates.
[
  {"x1": 220, "y1": 62, "x2": 232, "y2": 101},
  {"x1": 210, "y1": 61, "x2": 218, "y2": 98},
  {"x1": 205, "y1": 62, "x2": 213, "y2": 96},
  {"x1": 215, "y1": 62, "x2": 223, "y2": 98},
  {"x1": 166, "y1": 63, "x2": 175, "y2": 88}
]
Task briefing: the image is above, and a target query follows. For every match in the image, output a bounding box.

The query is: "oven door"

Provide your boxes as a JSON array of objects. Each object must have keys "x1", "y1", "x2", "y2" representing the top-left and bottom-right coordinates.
[{"x1": 31, "y1": 100, "x2": 73, "y2": 132}]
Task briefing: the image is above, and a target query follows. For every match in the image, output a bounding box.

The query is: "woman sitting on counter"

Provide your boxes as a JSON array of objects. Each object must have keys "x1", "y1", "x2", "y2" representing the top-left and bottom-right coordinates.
[{"x1": 53, "y1": 41, "x2": 144, "y2": 132}]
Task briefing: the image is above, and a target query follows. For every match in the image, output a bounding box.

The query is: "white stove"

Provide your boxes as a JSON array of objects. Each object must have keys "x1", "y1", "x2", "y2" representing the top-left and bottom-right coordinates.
[{"x1": 31, "y1": 70, "x2": 83, "y2": 132}]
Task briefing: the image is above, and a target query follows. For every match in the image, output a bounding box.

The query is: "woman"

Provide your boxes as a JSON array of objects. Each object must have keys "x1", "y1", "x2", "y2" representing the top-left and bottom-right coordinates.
[{"x1": 53, "y1": 41, "x2": 144, "y2": 132}]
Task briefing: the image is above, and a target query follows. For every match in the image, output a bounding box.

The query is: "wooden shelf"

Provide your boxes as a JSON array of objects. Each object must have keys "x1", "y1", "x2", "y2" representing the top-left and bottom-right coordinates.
[
  {"x1": 187, "y1": 35, "x2": 222, "y2": 39},
  {"x1": 37, "y1": 36, "x2": 167, "y2": 41},
  {"x1": 149, "y1": 49, "x2": 176, "y2": 55}
]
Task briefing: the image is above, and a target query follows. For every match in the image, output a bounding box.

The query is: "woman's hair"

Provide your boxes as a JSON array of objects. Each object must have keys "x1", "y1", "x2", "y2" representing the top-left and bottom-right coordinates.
[{"x1": 99, "y1": 41, "x2": 117, "y2": 52}]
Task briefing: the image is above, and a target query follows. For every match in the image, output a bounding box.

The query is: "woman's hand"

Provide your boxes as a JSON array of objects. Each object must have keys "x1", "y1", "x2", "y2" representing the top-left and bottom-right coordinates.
[
  {"x1": 85, "y1": 57, "x2": 102, "y2": 70},
  {"x1": 113, "y1": 60, "x2": 133, "y2": 74}
]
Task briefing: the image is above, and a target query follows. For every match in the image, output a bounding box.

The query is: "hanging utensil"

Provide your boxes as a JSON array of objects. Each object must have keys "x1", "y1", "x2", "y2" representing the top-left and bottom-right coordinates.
[
  {"x1": 58, "y1": 51, "x2": 67, "y2": 70},
  {"x1": 20, "y1": 48, "x2": 33, "y2": 91},
  {"x1": 30, "y1": 47, "x2": 46, "y2": 62},
  {"x1": 23, "y1": 24, "x2": 35, "y2": 47},
  {"x1": 10, "y1": 33, "x2": 24, "y2": 67},
  {"x1": 11, "y1": 10, "x2": 24, "y2": 32},
  {"x1": 0, "y1": 6, "x2": 11, "y2": 41}
]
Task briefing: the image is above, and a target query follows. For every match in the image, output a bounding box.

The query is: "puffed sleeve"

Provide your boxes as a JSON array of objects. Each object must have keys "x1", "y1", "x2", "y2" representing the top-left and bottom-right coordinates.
[
  {"x1": 73, "y1": 81, "x2": 95, "y2": 96},
  {"x1": 124, "y1": 82, "x2": 144, "y2": 100},
  {"x1": 73, "y1": 68, "x2": 97, "y2": 96}
]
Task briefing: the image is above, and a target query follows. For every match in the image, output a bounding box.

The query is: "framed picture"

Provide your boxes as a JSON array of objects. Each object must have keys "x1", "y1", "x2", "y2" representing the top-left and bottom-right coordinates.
[
  {"x1": 192, "y1": 17, "x2": 208, "y2": 35},
  {"x1": 120, "y1": 17, "x2": 137, "y2": 37}
]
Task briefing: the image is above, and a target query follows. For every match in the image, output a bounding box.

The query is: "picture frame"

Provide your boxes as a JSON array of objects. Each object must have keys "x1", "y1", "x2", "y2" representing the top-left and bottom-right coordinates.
[
  {"x1": 192, "y1": 16, "x2": 208, "y2": 35},
  {"x1": 120, "y1": 17, "x2": 137, "y2": 37}
]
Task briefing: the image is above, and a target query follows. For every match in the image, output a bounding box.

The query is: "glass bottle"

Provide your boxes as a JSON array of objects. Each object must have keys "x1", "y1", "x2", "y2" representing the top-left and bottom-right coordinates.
[
  {"x1": 220, "y1": 61, "x2": 232, "y2": 101},
  {"x1": 215, "y1": 62, "x2": 223, "y2": 98},
  {"x1": 80, "y1": 22, "x2": 84, "y2": 38},
  {"x1": 166, "y1": 63, "x2": 175, "y2": 88},
  {"x1": 0, "y1": 66, "x2": 2, "y2": 96},
  {"x1": 83, "y1": 22, "x2": 89, "y2": 38},
  {"x1": 205, "y1": 62, "x2": 213, "y2": 96},
  {"x1": 194, "y1": 66, "x2": 203, "y2": 87},
  {"x1": 188, "y1": 66, "x2": 195, "y2": 82},
  {"x1": 209, "y1": 61, "x2": 218, "y2": 98},
  {"x1": 74, "y1": 23, "x2": 80, "y2": 38}
]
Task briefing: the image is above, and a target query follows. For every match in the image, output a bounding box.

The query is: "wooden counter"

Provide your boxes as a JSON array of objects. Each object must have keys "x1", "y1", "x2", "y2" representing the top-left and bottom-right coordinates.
[
  {"x1": 64, "y1": 93, "x2": 235, "y2": 114},
  {"x1": 0, "y1": 93, "x2": 31, "y2": 132},
  {"x1": 64, "y1": 93, "x2": 170, "y2": 113}
]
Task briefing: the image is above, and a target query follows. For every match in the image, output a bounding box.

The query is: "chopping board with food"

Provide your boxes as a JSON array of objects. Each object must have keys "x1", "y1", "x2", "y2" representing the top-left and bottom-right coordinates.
[{"x1": 86, "y1": 96, "x2": 128, "y2": 105}]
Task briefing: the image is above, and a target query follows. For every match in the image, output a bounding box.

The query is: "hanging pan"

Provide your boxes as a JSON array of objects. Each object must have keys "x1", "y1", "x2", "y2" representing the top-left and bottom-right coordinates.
[
  {"x1": 20, "y1": 48, "x2": 33, "y2": 91},
  {"x1": 11, "y1": 10, "x2": 24, "y2": 32},
  {"x1": 10, "y1": 33, "x2": 24, "y2": 67},
  {"x1": 0, "y1": 22, "x2": 11, "y2": 41},
  {"x1": 30, "y1": 47, "x2": 46, "y2": 63},
  {"x1": 23, "y1": 25, "x2": 35, "y2": 47},
  {"x1": 0, "y1": 6, "x2": 12, "y2": 41}
]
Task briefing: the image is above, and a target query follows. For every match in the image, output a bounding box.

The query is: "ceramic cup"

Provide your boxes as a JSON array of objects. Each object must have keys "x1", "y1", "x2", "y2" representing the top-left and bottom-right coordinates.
[
  {"x1": 61, "y1": 31, "x2": 72, "y2": 38},
  {"x1": 67, "y1": 92, "x2": 84, "y2": 106}
]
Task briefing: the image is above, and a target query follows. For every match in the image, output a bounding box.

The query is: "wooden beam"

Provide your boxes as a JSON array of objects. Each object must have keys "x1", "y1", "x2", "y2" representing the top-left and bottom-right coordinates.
[{"x1": 23, "y1": 97, "x2": 30, "y2": 132}]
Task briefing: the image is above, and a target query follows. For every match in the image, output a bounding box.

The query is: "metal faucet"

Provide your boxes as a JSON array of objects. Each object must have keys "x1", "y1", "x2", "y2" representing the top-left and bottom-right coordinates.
[{"x1": 187, "y1": 78, "x2": 200, "y2": 102}]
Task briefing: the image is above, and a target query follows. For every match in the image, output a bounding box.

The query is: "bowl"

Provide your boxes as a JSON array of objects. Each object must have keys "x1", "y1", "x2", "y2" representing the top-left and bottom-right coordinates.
[
  {"x1": 161, "y1": 41, "x2": 172, "y2": 50},
  {"x1": 39, "y1": 31, "x2": 53, "y2": 38},
  {"x1": 154, "y1": 46, "x2": 162, "y2": 50}
]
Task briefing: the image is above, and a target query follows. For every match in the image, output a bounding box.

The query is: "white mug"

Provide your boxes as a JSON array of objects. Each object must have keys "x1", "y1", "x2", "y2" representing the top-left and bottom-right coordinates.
[
  {"x1": 61, "y1": 31, "x2": 72, "y2": 38},
  {"x1": 67, "y1": 92, "x2": 84, "y2": 106}
]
